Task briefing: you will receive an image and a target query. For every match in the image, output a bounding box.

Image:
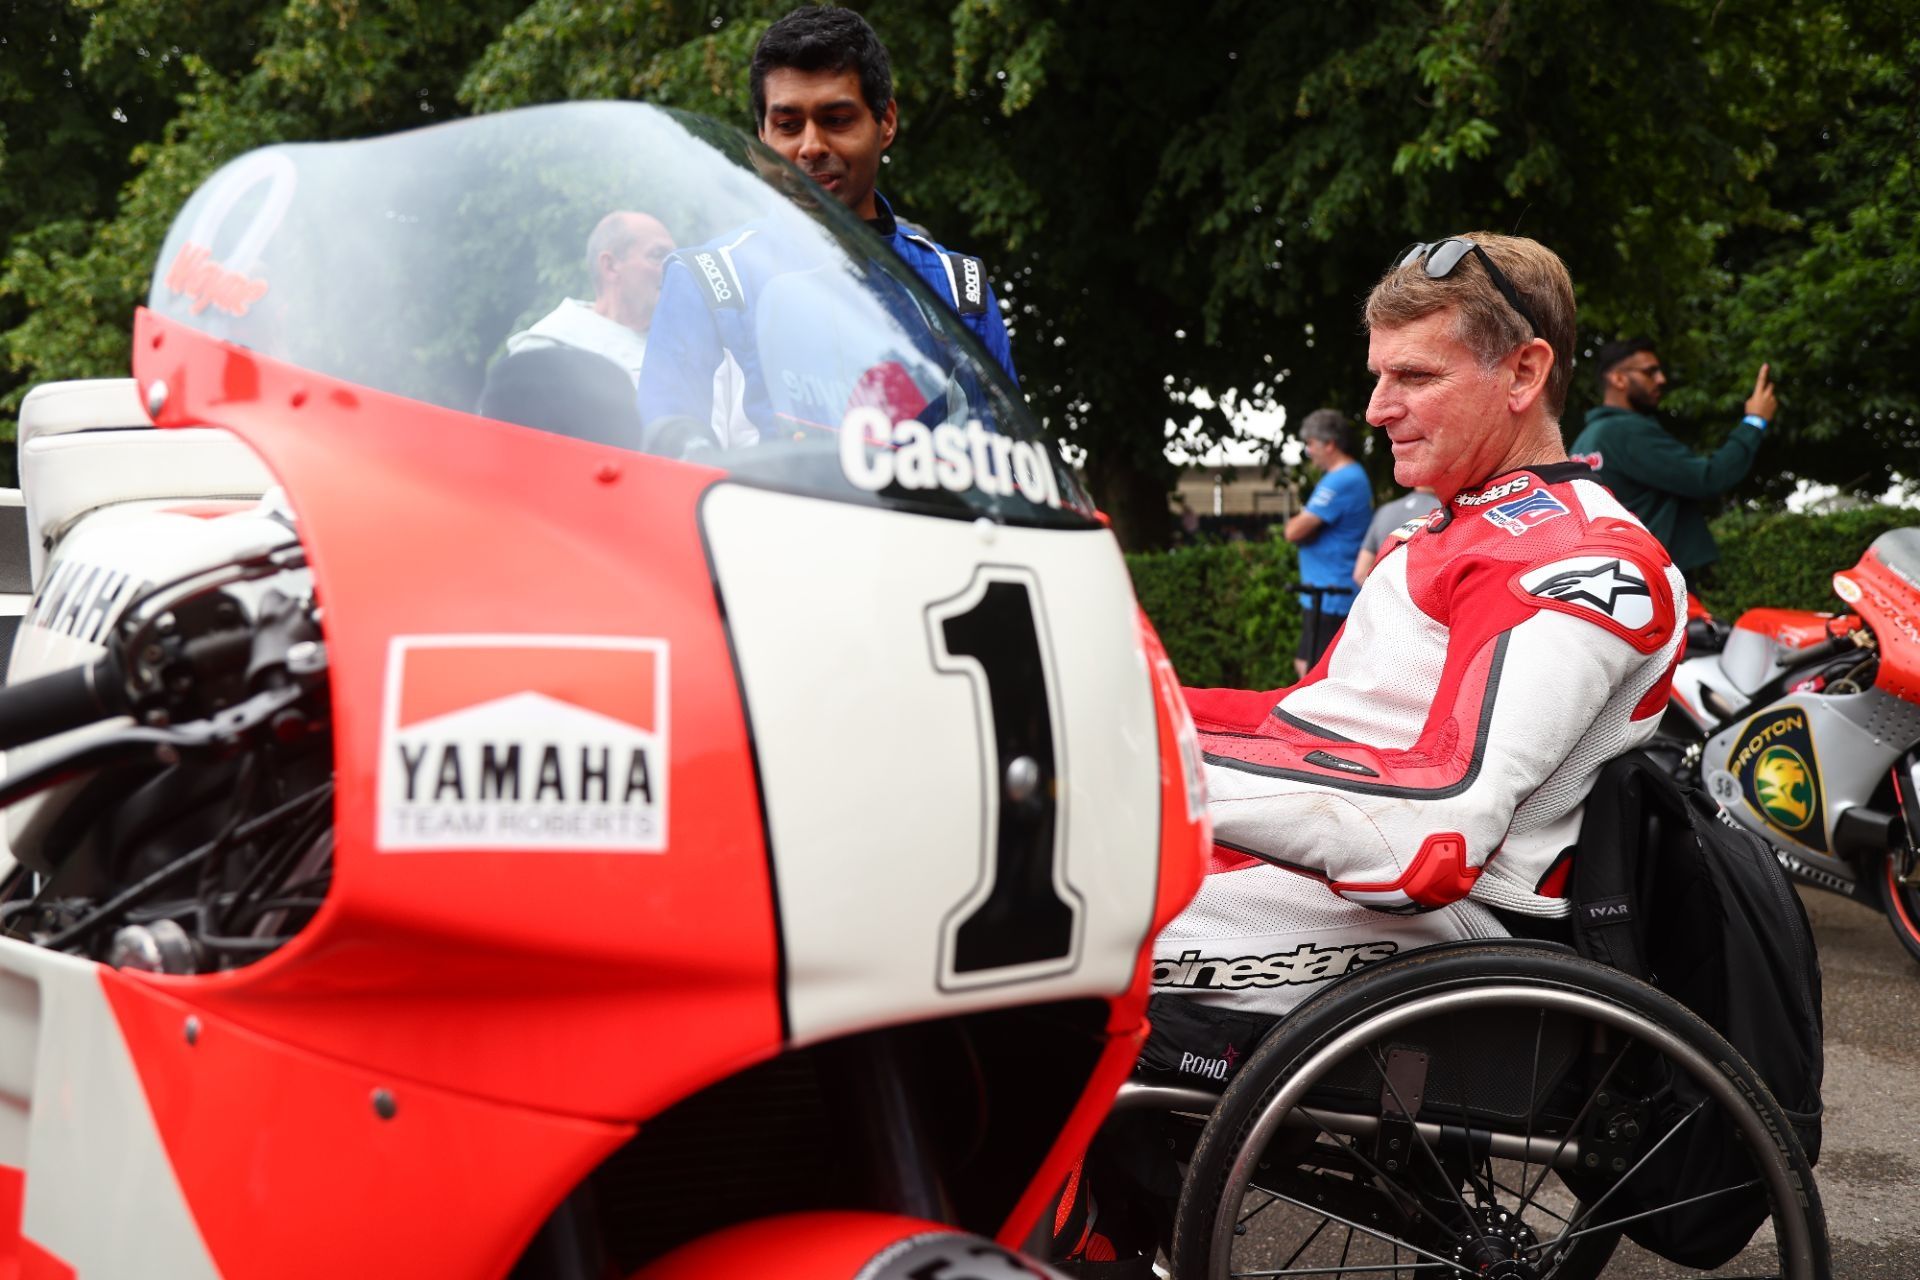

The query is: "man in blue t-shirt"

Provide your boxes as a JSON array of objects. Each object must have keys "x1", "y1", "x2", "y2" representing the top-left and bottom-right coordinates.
[{"x1": 1285, "y1": 409, "x2": 1373, "y2": 677}]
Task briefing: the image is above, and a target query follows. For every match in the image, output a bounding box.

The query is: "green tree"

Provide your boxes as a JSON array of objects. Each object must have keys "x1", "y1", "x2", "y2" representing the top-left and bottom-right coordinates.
[{"x1": 3, "y1": 0, "x2": 1913, "y2": 546}]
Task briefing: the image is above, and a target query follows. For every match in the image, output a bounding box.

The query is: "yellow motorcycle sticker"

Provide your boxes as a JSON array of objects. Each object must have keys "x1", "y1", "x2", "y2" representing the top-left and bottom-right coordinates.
[{"x1": 1731, "y1": 707, "x2": 1827, "y2": 851}]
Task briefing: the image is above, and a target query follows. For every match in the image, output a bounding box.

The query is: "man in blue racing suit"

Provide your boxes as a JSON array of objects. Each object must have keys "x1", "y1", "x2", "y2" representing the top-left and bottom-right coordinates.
[{"x1": 638, "y1": 5, "x2": 1018, "y2": 447}]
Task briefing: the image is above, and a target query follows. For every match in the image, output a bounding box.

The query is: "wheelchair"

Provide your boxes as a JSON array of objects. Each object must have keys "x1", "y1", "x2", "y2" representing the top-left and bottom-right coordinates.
[{"x1": 1094, "y1": 940, "x2": 1830, "y2": 1279}]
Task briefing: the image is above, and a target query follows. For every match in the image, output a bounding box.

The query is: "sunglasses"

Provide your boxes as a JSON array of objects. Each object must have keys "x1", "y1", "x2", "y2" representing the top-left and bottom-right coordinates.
[{"x1": 1395, "y1": 238, "x2": 1541, "y2": 340}]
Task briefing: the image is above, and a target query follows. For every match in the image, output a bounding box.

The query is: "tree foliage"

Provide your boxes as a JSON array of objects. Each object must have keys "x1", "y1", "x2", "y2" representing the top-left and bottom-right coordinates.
[{"x1": 1, "y1": 0, "x2": 1914, "y2": 541}]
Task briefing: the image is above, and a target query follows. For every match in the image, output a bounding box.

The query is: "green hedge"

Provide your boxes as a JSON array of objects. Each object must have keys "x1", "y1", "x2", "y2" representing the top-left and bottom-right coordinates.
[
  {"x1": 1127, "y1": 506, "x2": 1918, "y2": 688},
  {"x1": 1696, "y1": 506, "x2": 1915, "y2": 620},
  {"x1": 1127, "y1": 534, "x2": 1303, "y2": 690}
]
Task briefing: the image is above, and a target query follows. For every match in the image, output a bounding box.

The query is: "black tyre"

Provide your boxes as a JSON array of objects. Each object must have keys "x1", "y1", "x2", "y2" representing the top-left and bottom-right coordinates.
[
  {"x1": 1168, "y1": 942, "x2": 1828, "y2": 1279},
  {"x1": 1879, "y1": 850, "x2": 1920, "y2": 967}
]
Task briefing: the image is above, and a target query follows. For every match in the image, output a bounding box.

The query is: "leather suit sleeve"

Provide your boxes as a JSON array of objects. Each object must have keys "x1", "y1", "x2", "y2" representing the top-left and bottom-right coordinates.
[{"x1": 1199, "y1": 544, "x2": 1678, "y2": 912}]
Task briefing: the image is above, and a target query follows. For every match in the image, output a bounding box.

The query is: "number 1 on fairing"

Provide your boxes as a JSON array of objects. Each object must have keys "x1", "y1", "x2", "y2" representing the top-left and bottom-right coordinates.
[{"x1": 928, "y1": 567, "x2": 1083, "y2": 990}]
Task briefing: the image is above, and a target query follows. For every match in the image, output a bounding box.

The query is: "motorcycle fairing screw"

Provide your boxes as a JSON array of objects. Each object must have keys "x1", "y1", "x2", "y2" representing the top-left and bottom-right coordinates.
[
  {"x1": 183, "y1": 1016, "x2": 200, "y2": 1046},
  {"x1": 372, "y1": 1088, "x2": 397, "y2": 1120}
]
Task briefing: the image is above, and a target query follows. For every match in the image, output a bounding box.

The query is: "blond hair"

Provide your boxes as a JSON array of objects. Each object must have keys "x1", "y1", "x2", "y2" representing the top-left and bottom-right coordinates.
[{"x1": 1364, "y1": 233, "x2": 1577, "y2": 419}]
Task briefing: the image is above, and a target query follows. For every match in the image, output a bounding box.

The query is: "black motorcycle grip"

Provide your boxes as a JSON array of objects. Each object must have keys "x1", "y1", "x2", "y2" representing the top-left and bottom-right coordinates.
[{"x1": 0, "y1": 657, "x2": 129, "y2": 751}]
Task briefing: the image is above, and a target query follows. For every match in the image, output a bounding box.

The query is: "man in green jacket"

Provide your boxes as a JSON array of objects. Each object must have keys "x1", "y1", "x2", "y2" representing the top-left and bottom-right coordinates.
[{"x1": 1569, "y1": 337, "x2": 1776, "y2": 578}]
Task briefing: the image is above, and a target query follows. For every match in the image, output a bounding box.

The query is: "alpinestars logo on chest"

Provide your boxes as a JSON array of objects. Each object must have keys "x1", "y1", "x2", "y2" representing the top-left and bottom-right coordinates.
[{"x1": 1530, "y1": 559, "x2": 1651, "y2": 618}]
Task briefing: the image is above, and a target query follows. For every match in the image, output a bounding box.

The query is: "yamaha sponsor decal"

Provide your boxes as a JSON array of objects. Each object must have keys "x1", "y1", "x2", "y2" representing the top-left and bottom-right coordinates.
[
  {"x1": 1729, "y1": 706, "x2": 1827, "y2": 852},
  {"x1": 1152, "y1": 941, "x2": 1398, "y2": 991},
  {"x1": 840, "y1": 406, "x2": 1067, "y2": 509},
  {"x1": 378, "y1": 636, "x2": 668, "y2": 852},
  {"x1": 26, "y1": 557, "x2": 151, "y2": 646}
]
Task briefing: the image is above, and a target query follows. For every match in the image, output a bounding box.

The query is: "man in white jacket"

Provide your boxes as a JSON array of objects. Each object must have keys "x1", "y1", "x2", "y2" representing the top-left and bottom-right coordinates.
[{"x1": 507, "y1": 211, "x2": 676, "y2": 385}]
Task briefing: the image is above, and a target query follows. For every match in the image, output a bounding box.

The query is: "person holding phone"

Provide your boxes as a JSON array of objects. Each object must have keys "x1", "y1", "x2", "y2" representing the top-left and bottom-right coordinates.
[{"x1": 1569, "y1": 339, "x2": 1777, "y2": 583}]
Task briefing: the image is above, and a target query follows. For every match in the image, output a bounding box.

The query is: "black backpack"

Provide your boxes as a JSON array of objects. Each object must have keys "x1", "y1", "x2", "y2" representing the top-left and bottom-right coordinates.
[{"x1": 1568, "y1": 749, "x2": 1824, "y2": 1268}]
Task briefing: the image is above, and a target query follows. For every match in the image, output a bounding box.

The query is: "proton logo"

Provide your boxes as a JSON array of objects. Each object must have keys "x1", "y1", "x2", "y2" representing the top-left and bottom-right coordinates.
[{"x1": 1754, "y1": 745, "x2": 1815, "y2": 831}]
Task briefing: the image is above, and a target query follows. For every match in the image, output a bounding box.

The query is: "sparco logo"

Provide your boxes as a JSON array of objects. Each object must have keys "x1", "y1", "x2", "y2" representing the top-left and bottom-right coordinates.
[
  {"x1": 1153, "y1": 941, "x2": 1398, "y2": 991},
  {"x1": 1455, "y1": 476, "x2": 1530, "y2": 507},
  {"x1": 961, "y1": 256, "x2": 983, "y2": 306},
  {"x1": 378, "y1": 636, "x2": 669, "y2": 853},
  {"x1": 694, "y1": 252, "x2": 733, "y2": 302}
]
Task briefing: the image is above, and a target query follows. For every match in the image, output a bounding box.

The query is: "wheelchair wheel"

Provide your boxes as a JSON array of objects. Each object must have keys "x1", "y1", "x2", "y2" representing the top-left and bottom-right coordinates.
[{"x1": 1168, "y1": 942, "x2": 1827, "y2": 1279}]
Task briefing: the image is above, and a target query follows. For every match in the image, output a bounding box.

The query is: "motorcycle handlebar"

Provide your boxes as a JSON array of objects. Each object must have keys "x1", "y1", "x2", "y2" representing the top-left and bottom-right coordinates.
[
  {"x1": 1775, "y1": 632, "x2": 1859, "y2": 670},
  {"x1": 0, "y1": 656, "x2": 131, "y2": 752}
]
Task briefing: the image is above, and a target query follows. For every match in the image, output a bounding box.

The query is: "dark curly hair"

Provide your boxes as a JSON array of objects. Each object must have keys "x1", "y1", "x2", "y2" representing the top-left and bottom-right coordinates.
[{"x1": 750, "y1": 6, "x2": 894, "y2": 128}]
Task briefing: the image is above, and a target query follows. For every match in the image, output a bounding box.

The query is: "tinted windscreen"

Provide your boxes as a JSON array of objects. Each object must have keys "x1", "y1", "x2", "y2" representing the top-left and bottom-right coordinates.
[{"x1": 148, "y1": 102, "x2": 1093, "y2": 527}]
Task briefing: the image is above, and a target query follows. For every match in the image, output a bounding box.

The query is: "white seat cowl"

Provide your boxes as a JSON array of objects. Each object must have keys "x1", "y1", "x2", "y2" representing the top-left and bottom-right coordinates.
[{"x1": 17, "y1": 379, "x2": 276, "y2": 588}]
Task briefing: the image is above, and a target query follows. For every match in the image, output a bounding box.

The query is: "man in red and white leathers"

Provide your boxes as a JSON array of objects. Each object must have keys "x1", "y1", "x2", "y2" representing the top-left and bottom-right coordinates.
[{"x1": 1154, "y1": 233, "x2": 1685, "y2": 1018}]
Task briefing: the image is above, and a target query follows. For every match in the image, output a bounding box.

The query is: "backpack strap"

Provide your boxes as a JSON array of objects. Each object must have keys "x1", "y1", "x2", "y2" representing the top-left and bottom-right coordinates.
[{"x1": 1569, "y1": 753, "x2": 1657, "y2": 979}]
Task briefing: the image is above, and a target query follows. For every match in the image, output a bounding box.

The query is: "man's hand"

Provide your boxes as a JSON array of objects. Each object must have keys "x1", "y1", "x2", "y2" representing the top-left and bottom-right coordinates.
[{"x1": 1745, "y1": 362, "x2": 1777, "y2": 421}]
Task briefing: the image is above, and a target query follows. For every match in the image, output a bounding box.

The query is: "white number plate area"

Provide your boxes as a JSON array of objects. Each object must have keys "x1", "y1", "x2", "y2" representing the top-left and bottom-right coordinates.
[{"x1": 702, "y1": 485, "x2": 1162, "y2": 1045}]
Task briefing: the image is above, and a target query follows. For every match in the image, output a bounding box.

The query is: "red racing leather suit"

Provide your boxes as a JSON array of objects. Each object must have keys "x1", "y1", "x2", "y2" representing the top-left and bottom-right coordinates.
[{"x1": 1184, "y1": 462, "x2": 1685, "y2": 918}]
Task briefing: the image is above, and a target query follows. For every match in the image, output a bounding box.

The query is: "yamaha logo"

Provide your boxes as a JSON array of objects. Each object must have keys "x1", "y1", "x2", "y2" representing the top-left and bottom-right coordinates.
[{"x1": 379, "y1": 636, "x2": 670, "y2": 853}]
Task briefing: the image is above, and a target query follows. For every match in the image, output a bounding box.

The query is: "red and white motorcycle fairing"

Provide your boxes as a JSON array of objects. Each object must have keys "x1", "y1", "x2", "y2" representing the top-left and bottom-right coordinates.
[{"x1": 0, "y1": 103, "x2": 1209, "y2": 1278}]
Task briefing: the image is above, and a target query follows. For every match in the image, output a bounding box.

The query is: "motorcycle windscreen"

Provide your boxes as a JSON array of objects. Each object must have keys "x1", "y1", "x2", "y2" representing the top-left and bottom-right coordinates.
[{"x1": 141, "y1": 102, "x2": 1092, "y2": 532}]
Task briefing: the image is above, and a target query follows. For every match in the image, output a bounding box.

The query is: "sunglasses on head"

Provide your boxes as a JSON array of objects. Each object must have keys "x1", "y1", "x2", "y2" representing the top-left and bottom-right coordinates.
[{"x1": 1396, "y1": 238, "x2": 1541, "y2": 340}]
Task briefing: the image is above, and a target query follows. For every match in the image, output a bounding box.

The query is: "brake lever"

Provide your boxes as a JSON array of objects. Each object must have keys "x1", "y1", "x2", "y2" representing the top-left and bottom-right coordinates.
[{"x1": 0, "y1": 684, "x2": 306, "y2": 817}]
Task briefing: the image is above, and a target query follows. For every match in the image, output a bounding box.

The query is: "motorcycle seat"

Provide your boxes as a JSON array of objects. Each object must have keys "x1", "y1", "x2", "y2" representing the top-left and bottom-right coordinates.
[{"x1": 17, "y1": 379, "x2": 275, "y2": 588}]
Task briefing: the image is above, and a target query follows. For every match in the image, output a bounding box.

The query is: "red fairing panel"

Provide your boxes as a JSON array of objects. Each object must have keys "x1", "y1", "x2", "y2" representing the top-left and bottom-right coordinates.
[
  {"x1": 632, "y1": 1212, "x2": 1070, "y2": 1280},
  {"x1": 127, "y1": 310, "x2": 786, "y2": 1121},
  {"x1": 0, "y1": 1165, "x2": 75, "y2": 1280},
  {"x1": 100, "y1": 974, "x2": 628, "y2": 1280},
  {"x1": 993, "y1": 614, "x2": 1208, "y2": 1248}
]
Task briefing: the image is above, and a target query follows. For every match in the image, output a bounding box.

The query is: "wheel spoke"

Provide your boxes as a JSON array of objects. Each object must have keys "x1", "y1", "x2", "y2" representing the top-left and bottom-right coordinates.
[
  {"x1": 1281, "y1": 1110, "x2": 1464, "y2": 1241},
  {"x1": 1527, "y1": 1177, "x2": 1764, "y2": 1254},
  {"x1": 1484, "y1": 1171, "x2": 1572, "y2": 1226},
  {"x1": 1226, "y1": 1185, "x2": 1475, "y2": 1276},
  {"x1": 1365, "y1": 1044, "x2": 1479, "y2": 1232},
  {"x1": 1516, "y1": 1008, "x2": 1545, "y2": 1217},
  {"x1": 1517, "y1": 1035, "x2": 1634, "y2": 1211},
  {"x1": 1239, "y1": 1191, "x2": 1282, "y2": 1227},
  {"x1": 1539, "y1": 1096, "x2": 1708, "y2": 1257},
  {"x1": 1276, "y1": 1214, "x2": 1331, "y2": 1270},
  {"x1": 1230, "y1": 1263, "x2": 1456, "y2": 1277}
]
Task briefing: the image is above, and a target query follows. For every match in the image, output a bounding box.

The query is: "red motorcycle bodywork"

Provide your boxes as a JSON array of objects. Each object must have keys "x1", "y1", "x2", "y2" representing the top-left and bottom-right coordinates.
[{"x1": 68, "y1": 309, "x2": 1208, "y2": 1275}]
